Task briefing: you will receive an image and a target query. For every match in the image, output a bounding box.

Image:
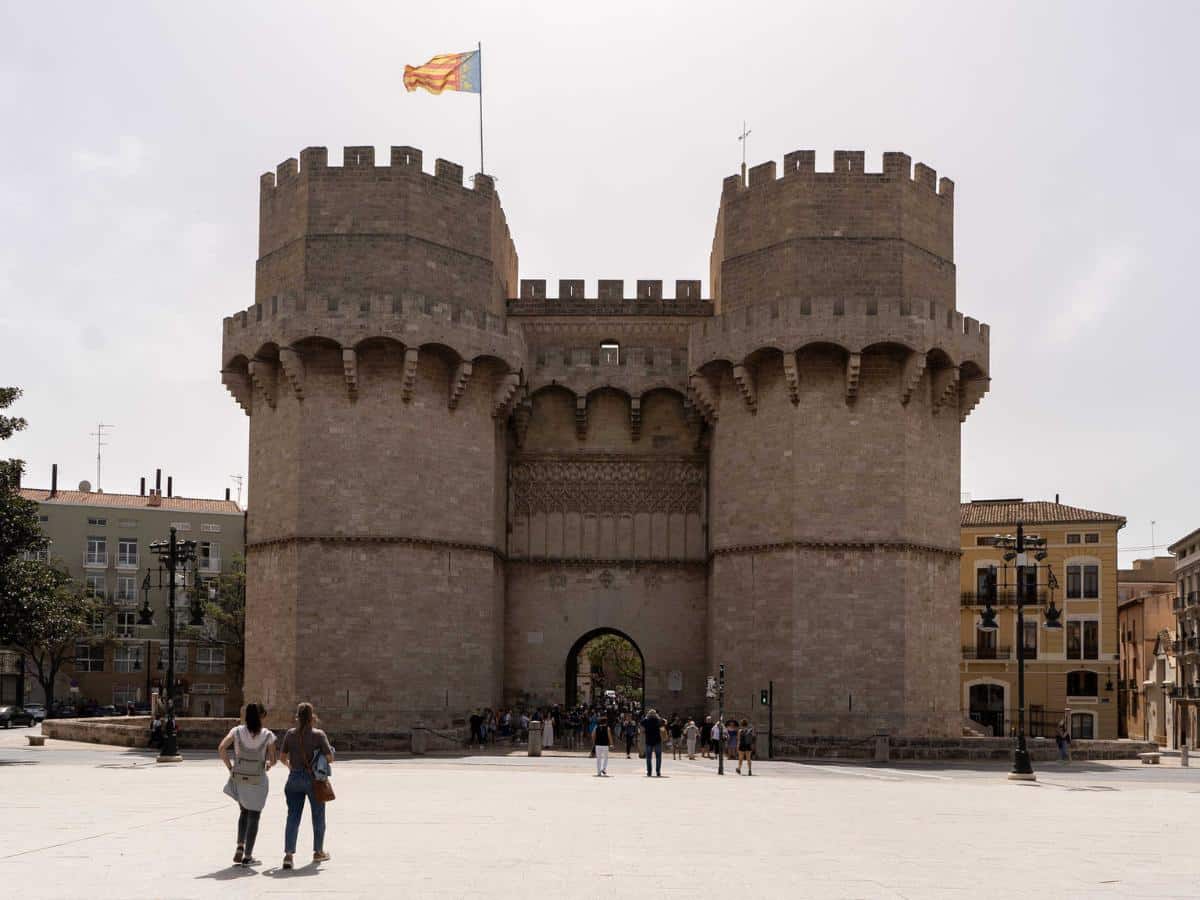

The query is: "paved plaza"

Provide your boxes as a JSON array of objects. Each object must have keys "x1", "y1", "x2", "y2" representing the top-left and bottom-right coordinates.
[{"x1": 1, "y1": 727, "x2": 1198, "y2": 899}]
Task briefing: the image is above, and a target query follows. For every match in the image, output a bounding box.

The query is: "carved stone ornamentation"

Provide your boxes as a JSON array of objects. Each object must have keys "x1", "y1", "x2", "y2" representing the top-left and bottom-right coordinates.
[{"x1": 510, "y1": 455, "x2": 705, "y2": 516}]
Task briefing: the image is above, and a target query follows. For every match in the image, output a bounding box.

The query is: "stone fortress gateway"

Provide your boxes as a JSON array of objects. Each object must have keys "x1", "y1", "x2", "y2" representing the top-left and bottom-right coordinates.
[{"x1": 221, "y1": 144, "x2": 990, "y2": 739}]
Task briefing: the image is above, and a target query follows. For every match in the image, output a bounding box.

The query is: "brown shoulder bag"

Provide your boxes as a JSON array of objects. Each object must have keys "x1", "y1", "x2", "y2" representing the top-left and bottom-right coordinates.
[{"x1": 299, "y1": 729, "x2": 336, "y2": 803}]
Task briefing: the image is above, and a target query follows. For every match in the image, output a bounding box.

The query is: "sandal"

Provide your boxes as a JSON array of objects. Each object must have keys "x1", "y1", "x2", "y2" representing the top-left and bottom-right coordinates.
[
  {"x1": 282, "y1": 854, "x2": 293, "y2": 870},
  {"x1": 233, "y1": 845, "x2": 244, "y2": 864},
  {"x1": 313, "y1": 850, "x2": 331, "y2": 862}
]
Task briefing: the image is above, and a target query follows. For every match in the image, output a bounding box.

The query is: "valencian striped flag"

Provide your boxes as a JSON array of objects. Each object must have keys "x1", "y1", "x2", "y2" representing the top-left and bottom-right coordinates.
[{"x1": 403, "y1": 50, "x2": 481, "y2": 95}]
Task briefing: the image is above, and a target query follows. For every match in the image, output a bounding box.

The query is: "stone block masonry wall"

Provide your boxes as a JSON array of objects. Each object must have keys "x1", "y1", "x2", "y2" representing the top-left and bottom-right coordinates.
[
  {"x1": 258, "y1": 146, "x2": 517, "y2": 317},
  {"x1": 224, "y1": 143, "x2": 992, "y2": 741},
  {"x1": 712, "y1": 151, "x2": 955, "y2": 312}
]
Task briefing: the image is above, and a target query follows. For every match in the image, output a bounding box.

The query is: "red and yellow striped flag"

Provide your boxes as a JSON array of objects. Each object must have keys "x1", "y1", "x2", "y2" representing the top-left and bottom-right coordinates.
[{"x1": 403, "y1": 50, "x2": 481, "y2": 95}]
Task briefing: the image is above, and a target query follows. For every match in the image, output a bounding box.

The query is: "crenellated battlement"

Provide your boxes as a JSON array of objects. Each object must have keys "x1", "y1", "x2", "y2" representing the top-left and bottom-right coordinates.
[
  {"x1": 256, "y1": 144, "x2": 518, "y2": 319},
  {"x1": 258, "y1": 145, "x2": 495, "y2": 195},
  {"x1": 508, "y1": 279, "x2": 711, "y2": 316},
  {"x1": 721, "y1": 149, "x2": 954, "y2": 202},
  {"x1": 690, "y1": 296, "x2": 988, "y2": 373},
  {"x1": 712, "y1": 149, "x2": 957, "y2": 314}
]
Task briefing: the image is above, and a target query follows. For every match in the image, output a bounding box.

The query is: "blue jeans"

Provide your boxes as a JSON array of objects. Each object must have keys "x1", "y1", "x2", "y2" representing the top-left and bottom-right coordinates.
[
  {"x1": 284, "y1": 771, "x2": 326, "y2": 854},
  {"x1": 645, "y1": 743, "x2": 662, "y2": 775}
]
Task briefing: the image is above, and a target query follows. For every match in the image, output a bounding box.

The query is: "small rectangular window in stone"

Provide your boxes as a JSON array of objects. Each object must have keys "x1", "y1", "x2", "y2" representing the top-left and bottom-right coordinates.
[
  {"x1": 159, "y1": 645, "x2": 188, "y2": 673},
  {"x1": 85, "y1": 535, "x2": 107, "y2": 566},
  {"x1": 118, "y1": 538, "x2": 138, "y2": 567},
  {"x1": 600, "y1": 342, "x2": 620, "y2": 366},
  {"x1": 1070, "y1": 712, "x2": 1095, "y2": 738},
  {"x1": 87, "y1": 516, "x2": 107, "y2": 527},
  {"x1": 1067, "y1": 670, "x2": 1098, "y2": 696},
  {"x1": 1066, "y1": 533, "x2": 1081, "y2": 544},
  {"x1": 196, "y1": 646, "x2": 225, "y2": 674},
  {"x1": 1083, "y1": 565, "x2": 1099, "y2": 599},
  {"x1": 1084, "y1": 532, "x2": 1100, "y2": 544}
]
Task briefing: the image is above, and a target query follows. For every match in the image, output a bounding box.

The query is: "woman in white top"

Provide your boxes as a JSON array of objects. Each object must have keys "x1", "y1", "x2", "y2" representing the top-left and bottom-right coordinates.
[
  {"x1": 218, "y1": 703, "x2": 277, "y2": 867},
  {"x1": 542, "y1": 712, "x2": 555, "y2": 749}
]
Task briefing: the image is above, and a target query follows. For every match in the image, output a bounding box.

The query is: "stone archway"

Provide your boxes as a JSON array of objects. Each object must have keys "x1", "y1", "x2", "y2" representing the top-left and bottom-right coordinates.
[{"x1": 565, "y1": 628, "x2": 645, "y2": 709}]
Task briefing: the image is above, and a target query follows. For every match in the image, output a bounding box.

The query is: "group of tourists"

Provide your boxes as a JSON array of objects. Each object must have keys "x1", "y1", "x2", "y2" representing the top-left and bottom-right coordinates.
[
  {"x1": 465, "y1": 703, "x2": 760, "y2": 775},
  {"x1": 589, "y1": 709, "x2": 758, "y2": 776},
  {"x1": 216, "y1": 701, "x2": 334, "y2": 870}
]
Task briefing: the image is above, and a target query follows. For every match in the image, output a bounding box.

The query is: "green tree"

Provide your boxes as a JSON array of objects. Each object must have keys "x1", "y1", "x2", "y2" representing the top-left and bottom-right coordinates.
[
  {"x1": 203, "y1": 554, "x2": 246, "y2": 691},
  {"x1": 0, "y1": 386, "x2": 99, "y2": 707},
  {"x1": 4, "y1": 563, "x2": 97, "y2": 709},
  {"x1": 0, "y1": 386, "x2": 51, "y2": 643},
  {"x1": 584, "y1": 634, "x2": 643, "y2": 703}
]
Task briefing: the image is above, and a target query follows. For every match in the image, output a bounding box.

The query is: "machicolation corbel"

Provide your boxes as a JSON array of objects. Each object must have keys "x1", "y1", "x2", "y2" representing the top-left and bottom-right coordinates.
[
  {"x1": 247, "y1": 359, "x2": 277, "y2": 410},
  {"x1": 401, "y1": 349, "x2": 419, "y2": 403},
  {"x1": 782, "y1": 354, "x2": 800, "y2": 405},
  {"x1": 732, "y1": 364, "x2": 757, "y2": 413},
  {"x1": 959, "y1": 377, "x2": 989, "y2": 423},
  {"x1": 688, "y1": 374, "x2": 718, "y2": 424},
  {"x1": 575, "y1": 396, "x2": 588, "y2": 440},
  {"x1": 900, "y1": 353, "x2": 927, "y2": 406},
  {"x1": 492, "y1": 373, "x2": 520, "y2": 419},
  {"x1": 278, "y1": 347, "x2": 305, "y2": 400},
  {"x1": 931, "y1": 366, "x2": 959, "y2": 412},
  {"x1": 341, "y1": 349, "x2": 358, "y2": 399},
  {"x1": 844, "y1": 353, "x2": 862, "y2": 404},
  {"x1": 449, "y1": 361, "x2": 473, "y2": 409}
]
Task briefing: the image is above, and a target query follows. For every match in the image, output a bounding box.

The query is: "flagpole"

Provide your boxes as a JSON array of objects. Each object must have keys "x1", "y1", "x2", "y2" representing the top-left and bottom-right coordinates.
[{"x1": 477, "y1": 41, "x2": 485, "y2": 175}]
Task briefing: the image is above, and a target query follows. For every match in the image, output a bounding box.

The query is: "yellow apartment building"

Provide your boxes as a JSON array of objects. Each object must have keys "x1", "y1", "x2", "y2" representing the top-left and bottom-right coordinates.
[{"x1": 960, "y1": 499, "x2": 1125, "y2": 740}]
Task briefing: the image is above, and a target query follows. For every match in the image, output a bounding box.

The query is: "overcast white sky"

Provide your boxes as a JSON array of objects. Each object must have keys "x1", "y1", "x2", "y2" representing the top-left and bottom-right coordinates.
[{"x1": 2, "y1": 1, "x2": 1196, "y2": 563}]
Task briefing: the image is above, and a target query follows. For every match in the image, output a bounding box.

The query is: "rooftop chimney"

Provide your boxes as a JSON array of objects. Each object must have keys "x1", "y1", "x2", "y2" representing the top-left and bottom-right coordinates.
[
  {"x1": 50, "y1": 463, "x2": 58, "y2": 498},
  {"x1": 225, "y1": 488, "x2": 231, "y2": 501},
  {"x1": 167, "y1": 476, "x2": 173, "y2": 498},
  {"x1": 1055, "y1": 493, "x2": 1060, "y2": 504},
  {"x1": 147, "y1": 489, "x2": 162, "y2": 508},
  {"x1": 140, "y1": 476, "x2": 146, "y2": 496},
  {"x1": 155, "y1": 469, "x2": 162, "y2": 495}
]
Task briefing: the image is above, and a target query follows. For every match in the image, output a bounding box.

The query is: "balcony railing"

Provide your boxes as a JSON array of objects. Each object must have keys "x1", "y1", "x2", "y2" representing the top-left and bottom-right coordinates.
[
  {"x1": 116, "y1": 554, "x2": 139, "y2": 569},
  {"x1": 83, "y1": 552, "x2": 109, "y2": 568},
  {"x1": 1190, "y1": 592, "x2": 1200, "y2": 608},
  {"x1": 962, "y1": 645, "x2": 1013, "y2": 660},
  {"x1": 1176, "y1": 596, "x2": 1187, "y2": 613}
]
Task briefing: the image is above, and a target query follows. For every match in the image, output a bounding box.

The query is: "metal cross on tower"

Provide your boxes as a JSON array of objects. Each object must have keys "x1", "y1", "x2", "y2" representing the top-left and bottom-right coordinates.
[{"x1": 738, "y1": 121, "x2": 752, "y2": 185}]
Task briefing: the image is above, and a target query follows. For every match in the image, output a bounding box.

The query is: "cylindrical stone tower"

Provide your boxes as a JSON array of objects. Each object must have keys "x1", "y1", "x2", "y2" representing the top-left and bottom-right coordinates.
[
  {"x1": 693, "y1": 150, "x2": 990, "y2": 737},
  {"x1": 221, "y1": 146, "x2": 523, "y2": 734}
]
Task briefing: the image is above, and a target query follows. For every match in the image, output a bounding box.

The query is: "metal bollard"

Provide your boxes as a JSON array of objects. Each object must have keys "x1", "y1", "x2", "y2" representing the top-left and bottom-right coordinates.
[
  {"x1": 874, "y1": 730, "x2": 890, "y2": 763},
  {"x1": 527, "y1": 721, "x2": 543, "y2": 757},
  {"x1": 1182, "y1": 744, "x2": 1189, "y2": 768},
  {"x1": 411, "y1": 723, "x2": 428, "y2": 755}
]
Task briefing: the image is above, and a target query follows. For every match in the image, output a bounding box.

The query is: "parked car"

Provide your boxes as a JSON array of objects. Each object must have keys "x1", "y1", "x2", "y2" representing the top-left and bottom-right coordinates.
[
  {"x1": 0, "y1": 706, "x2": 36, "y2": 728},
  {"x1": 23, "y1": 704, "x2": 47, "y2": 722}
]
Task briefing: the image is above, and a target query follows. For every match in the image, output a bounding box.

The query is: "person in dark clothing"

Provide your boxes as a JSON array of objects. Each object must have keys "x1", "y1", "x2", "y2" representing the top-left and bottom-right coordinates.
[
  {"x1": 641, "y1": 708, "x2": 665, "y2": 776},
  {"x1": 622, "y1": 716, "x2": 637, "y2": 758},
  {"x1": 593, "y1": 715, "x2": 614, "y2": 776},
  {"x1": 468, "y1": 710, "x2": 483, "y2": 749}
]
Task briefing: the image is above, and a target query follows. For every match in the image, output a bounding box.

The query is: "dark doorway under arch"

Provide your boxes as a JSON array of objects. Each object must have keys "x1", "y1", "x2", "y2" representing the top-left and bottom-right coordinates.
[{"x1": 565, "y1": 628, "x2": 645, "y2": 709}]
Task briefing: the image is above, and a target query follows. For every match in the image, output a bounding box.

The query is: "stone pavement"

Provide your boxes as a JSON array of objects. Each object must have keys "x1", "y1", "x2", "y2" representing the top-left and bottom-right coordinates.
[{"x1": 1, "y1": 727, "x2": 1198, "y2": 898}]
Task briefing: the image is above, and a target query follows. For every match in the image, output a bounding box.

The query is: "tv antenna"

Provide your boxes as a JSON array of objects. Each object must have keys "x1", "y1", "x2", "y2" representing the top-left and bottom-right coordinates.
[
  {"x1": 230, "y1": 474, "x2": 244, "y2": 506},
  {"x1": 738, "y1": 121, "x2": 752, "y2": 185},
  {"x1": 90, "y1": 422, "x2": 113, "y2": 492}
]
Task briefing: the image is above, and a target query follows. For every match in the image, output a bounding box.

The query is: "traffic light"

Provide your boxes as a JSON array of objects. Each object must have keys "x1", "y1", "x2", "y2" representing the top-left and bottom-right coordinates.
[{"x1": 760, "y1": 689, "x2": 768, "y2": 706}]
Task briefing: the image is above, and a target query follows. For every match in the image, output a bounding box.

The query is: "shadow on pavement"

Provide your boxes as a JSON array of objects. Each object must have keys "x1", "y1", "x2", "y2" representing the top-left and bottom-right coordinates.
[{"x1": 195, "y1": 865, "x2": 260, "y2": 881}]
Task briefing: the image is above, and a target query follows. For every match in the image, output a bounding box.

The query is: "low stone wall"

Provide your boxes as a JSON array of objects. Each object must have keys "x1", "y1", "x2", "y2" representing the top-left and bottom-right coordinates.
[
  {"x1": 772, "y1": 735, "x2": 1158, "y2": 762},
  {"x1": 42, "y1": 716, "x2": 239, "y2": 750}
]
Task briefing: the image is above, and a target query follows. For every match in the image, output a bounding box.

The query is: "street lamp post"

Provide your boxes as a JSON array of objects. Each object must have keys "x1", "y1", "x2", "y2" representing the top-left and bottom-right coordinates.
[
  {"x1": 717, "y1": 664, "x2": 726, "y2": 776},
  {"x1": 979, "y1": 522, "x2": 1060, "y2": 782},
  {"x1": 146, "y1": 527, "x2": 197, "y2": 764}
]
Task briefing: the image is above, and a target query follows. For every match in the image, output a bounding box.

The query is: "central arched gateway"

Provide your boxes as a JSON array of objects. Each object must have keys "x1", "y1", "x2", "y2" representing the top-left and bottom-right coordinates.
[{"x1": 565, "y1": 627, "x2": 645, "y2": 708}]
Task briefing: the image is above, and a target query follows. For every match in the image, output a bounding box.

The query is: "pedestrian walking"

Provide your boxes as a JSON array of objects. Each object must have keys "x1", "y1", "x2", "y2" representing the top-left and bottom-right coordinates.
[
  {"x1": 1055, "y1": 719, "x2": 1071, "y2": 764},
  {"x1": 726, "y1": 718, "x2": 739, "y2": 760},
  {"x1": 684, "y1": 717, "x2": 700, "y2": 759},
  {"x1": 710, "y1": 718, "x2": 723, "y2": 762},
  {"x1": 642, "y1": 708, "x2": 665, "y2": 776},
  {"x1": 278, "y1": 702, "x2": 335, "y2": 870},
  {"x1": 217, "y1": 702, "x2": 277, "y2": 867},
  {"x1": 736, "y1": 719, "x2": 755, "y2": 775},
  {"x1": 670, "y1": 716, "x2": 684, "y2": 760},
  {"x1": 622, "y1": 715, "x2": 637, "y2": 758},
  {"x1": 702, "y1": 715, "x2": 714, "y2": 758},
  {"x1": 593, "y1": 715, "x2": 614, "y2": 776}
]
